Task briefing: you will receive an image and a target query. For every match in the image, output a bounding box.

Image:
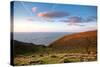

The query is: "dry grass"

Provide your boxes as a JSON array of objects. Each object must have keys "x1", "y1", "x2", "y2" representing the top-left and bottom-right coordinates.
[{"x1": 14, "y1": 53, "x2": 97, "y2": 66}]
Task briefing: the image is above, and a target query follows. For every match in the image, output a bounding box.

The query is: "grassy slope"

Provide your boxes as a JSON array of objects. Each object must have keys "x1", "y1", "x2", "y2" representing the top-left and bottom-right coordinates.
[
  {"x1": 13, "y1": 40, "x2": 46, "y2": 56},
  {"x1": 49, "y1": 30, "x2": 97, "y2": 53}
]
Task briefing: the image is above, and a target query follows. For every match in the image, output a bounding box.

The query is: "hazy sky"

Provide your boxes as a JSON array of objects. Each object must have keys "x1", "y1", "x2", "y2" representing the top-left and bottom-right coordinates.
[{"x1": 12, "y1": 1, "x2": 97, "y2": 32}]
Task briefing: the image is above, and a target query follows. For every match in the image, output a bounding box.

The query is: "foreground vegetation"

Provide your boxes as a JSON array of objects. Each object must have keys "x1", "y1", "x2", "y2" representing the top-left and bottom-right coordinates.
[{"x1": 14, "y1": 53, "x2": 97, "y2": 66}]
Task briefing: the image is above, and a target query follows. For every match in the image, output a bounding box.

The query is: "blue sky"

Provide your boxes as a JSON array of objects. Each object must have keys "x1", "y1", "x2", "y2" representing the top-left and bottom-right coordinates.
[{"x1": 12, "y1": 1, "x2": 97, "y2": 32}]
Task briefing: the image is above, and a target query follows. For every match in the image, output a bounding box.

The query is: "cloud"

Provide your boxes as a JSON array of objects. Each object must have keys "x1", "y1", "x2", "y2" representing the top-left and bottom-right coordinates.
[
  {"x1": 85, "y1": 16, "x2": 97, "y2": 22},
  {"x1": 59, "y1": 16, "x2": 82, "y2": 23},
  {"x1": 37, "y1": 11, "x2": 69, "y2": 18},
  {"x1": 59, "y1": 16, "x2": 97, "y2": 23},
  {"x1": 27, "y1": 17, "x2": 56, "y2": 22},
  {"x1": 67, "y1": 16, "x2": 82, "y2": 23},
  {"x1": 60, "y1": 16, "x2": 97, "y2": 26},
  {"x1": 32, "y1": 7, "x2": 37, "y2": 12},
  {"x1": 59, "y1": 16, "x2": 83, "y2": 26}
]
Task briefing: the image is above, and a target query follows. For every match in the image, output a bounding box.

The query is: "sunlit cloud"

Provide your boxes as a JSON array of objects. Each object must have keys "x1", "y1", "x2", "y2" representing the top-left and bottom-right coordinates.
[{"x1": 37, "y1": 11, "x2": 69, "y2": 18}]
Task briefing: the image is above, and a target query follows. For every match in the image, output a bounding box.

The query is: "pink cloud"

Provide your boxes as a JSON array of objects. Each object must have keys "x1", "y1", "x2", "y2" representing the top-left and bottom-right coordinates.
[
  {"x1": 37, "y1": 11, "x2": 69, "y2": 18},
  {"x1": 32, "y1": 7, "x2": 37, "y2": 12},
  {"x1": 37, "y1": 12, "x2": 47, "y2": 17}
]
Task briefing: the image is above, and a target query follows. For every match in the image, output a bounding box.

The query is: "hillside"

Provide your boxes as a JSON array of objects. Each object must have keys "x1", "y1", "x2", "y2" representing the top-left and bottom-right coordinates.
[
  {"x1": 12, "y1": 40, "x2": 46, "y2": 56},
  {"x1": 49, "y1": 30, "x2": 97, "y2": 53}
]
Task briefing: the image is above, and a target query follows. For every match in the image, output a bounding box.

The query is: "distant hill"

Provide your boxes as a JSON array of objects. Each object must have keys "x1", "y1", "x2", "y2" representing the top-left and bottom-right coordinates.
[
  {"x1": 12, "y1": 40, "x2": 46, "y2": 56},
  {"x1": 49, "y1": 30, "x2": 97, "y2": 53}
]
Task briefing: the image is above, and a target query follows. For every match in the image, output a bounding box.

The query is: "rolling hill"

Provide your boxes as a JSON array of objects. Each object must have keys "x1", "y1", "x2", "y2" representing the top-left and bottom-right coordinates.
[
  {"x1": 49, "y1": 30, "x2": 97, "y2": 53},
  {"x1": 12, "y1": 40, "x2": 46, "y2": 56}
]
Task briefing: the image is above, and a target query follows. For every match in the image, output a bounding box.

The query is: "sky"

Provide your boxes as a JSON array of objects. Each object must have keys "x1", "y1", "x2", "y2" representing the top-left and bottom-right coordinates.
[{"x1": 12, "y1": 1, "x2": 97, "y2": 32}]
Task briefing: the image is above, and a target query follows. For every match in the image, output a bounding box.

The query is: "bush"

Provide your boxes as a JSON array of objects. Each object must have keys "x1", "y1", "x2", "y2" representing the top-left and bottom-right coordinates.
[
  {"x1": 51, "y1": 55, "x2": 57, "y2": 58},
  {"x1": 31, "y1": 55, "x2": 35, "y2": 57},
  {"x1": 40, "y1": 55, "x2": 43, "y2": 57},
  {"x1": 87, "y1": 58, "x2": 96, "y2": 61},
  {"x1": 63, "y1": 59, "x2": 72, "y2": 63},
  {"x1": 29, "y1": 60, "x2": 45, "y2": 64},
  {"x1": 39, "y1": 60, "x2": 46, "y2": 64}
]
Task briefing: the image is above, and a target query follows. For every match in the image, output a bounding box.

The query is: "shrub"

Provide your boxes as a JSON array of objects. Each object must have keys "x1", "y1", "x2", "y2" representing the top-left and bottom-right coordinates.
[
  {"x1": 64, "y1": 54, "x2": 68, "y2": 57},
  {"x1": 87, "y1": 58, "x2": 96, "y2": 61},
  {"x1": 31, "y1": 55, "x2": 35, "y2": 57},
  {"x1": 29, "y1": 60, "x2": 45, "y2": 64},
  {"x1": 51, "y1": 55, "x2": 57, "y2": 58},
  {"x1": 39, "y1": 60, "x2": 46, "y2": 64},
  {"x1": 29, "y1": 60, "x2": 39, "y2": 64},
  {"x1": 40, "y1": 55, "x2": 43, "y2": 57},
  {"x1": 63, "y1": 59, "x2": 72, "y2": 63}
]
